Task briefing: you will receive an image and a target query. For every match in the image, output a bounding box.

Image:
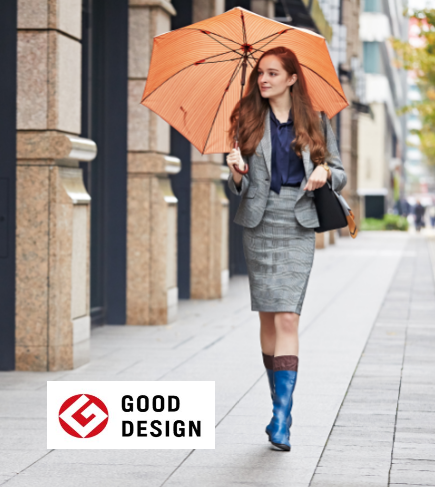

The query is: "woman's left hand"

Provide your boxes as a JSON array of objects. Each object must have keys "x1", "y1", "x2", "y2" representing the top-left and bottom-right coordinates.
[{"x1": 303, "y1": 165, "x2": 330, "y2": 191}]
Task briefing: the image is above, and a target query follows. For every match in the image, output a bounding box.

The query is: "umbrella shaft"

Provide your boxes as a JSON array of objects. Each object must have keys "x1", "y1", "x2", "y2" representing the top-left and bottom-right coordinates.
[
  {"x1": 241, "y1": 58, "x2": 247, "y2": 86},
  {"x1": 234, "y1": 57, "x2": 248, "y2": 148}
]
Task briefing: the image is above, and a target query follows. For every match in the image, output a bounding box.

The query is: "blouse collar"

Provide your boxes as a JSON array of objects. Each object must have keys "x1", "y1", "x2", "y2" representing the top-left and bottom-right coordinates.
[{"x1": 269, "y1": 104, "x2": 293, "y2": 127}]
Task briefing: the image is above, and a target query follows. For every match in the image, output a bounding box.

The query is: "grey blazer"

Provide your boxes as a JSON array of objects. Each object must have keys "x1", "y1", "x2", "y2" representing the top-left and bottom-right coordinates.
[{"x1": 227, "y1": 107, "x2": 347, "y2": 228}]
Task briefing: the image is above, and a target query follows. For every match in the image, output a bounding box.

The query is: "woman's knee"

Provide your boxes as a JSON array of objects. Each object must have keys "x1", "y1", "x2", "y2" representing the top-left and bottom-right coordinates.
[{"x1": 275, "y1": 312, "x2": 299, "y2": 335}]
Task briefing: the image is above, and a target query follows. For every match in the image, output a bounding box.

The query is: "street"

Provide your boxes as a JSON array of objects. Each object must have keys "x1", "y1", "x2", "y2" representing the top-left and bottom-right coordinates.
[{"x1": 1, "y1": 231, "x2": 434, "y2": 487}]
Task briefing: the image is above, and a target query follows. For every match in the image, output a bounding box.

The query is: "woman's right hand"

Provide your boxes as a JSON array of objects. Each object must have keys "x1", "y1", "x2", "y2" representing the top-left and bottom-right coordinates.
[{"x1": 226, "y1": 148, "x2": 244, "y2": 186}]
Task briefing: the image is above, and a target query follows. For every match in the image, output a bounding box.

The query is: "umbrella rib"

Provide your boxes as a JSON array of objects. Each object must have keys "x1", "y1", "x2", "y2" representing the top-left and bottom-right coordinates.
[
  {"x1": 250, "y1": 29, "x2": 292, "y2": 47},
  {"x1": 249, "y1": 35, "x2": 282, "y2": 55},
  {"x1": 142, "y1": 54, "x2": 243, "y2": 103},
  {"x1": 194, "y1": 50, "x2": 244, "y2": 63},
  {"x1": 247, "y1": 52, "x2": 259, "y2": 66},
  {"x1": 184, "y1": 27, "x2": 242, "y2": 48},
  {"x1": 246, "y1": 53, "x2": 258, "y2": 69},
  {"x1": 202, "y1": 57, "x2": 244, "y2": 154},
  {"x1": 299, "y1": 63, "x2": 348, "y2": 105},
  {"x1": 202, "y1": 35, "x2": 244, "y2": 58},
  {"x1": 199, "y1": 57, "x2": 243, "y2": 64},
  {"x1": 241, "y1": 11, "x2": 247, "y2": 45},
  {"x1": 248, "y1": 29, "x2": 300, "y2": 57},
  {"x1": 142, "y1": 63, "x2": 197, "y2": 102},
  {"x1": 184, "y1": 28, "x2": 244, "y2": 58}
]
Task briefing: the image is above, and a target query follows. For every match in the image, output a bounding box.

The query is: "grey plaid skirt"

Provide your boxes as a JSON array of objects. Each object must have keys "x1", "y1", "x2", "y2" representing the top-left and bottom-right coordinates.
[{"x1": 242, "y1": 186, "x2": 315, "y2": 315}]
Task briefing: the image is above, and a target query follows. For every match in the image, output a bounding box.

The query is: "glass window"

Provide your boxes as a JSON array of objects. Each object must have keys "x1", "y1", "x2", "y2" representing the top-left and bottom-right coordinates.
[
  {"x1": 364, "y1": 0, "x2": 382, "y2": 12},
  {"x1": 363, "y1": 42, "x2": 381, "y2": 73}
]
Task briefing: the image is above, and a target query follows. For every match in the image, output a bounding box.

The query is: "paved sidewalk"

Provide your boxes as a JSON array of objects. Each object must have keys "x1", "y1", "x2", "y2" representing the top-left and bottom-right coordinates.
[
  {"x1": 310, "y1": 236, "x2": 435, "y2": 487},
  {"x1": 0, "y1": 231, "x2": 433, "y2": 487}
]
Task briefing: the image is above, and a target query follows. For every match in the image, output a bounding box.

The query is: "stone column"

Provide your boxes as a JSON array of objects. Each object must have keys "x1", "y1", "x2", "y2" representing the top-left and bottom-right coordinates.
[
  {"x1": 189, "y1": 0, "x2": 230, "y2": 300},
  {"x1": 16, "y1": 0, "x2": 96, "y2": 371},
  {"x1": 190, "y1": 152, "x2": 230, "y2": 299},
  {"x1": 220, "y1": 166, "x2": 230, "y2": 296},
  {"x1": 127, "y1": 0, "x2": 180, "y2": 325},
  {"x1": 339, "y1": 84, "x2": 360, "y2": 234},
  {"x1": 339, "y1": 0, "x2": 361, "y2": 235}
]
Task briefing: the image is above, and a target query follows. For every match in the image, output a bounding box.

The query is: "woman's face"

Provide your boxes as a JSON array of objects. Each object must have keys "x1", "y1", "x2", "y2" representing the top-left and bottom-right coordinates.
[{"x1": 257, "y1": 55, "x2": 297, "y2": 99}]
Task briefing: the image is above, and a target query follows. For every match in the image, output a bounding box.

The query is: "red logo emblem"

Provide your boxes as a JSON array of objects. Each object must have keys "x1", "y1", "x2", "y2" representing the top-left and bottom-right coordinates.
[{"x1": 59, "y1": 394, "x2": 109, "y2": 438}]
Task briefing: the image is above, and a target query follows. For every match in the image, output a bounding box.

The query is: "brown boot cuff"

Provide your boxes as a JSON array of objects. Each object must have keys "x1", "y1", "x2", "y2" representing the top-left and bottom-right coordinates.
[
  {"x1": 262, "y1": 352, "x2": 274, "y2": 370},
  {"x1": 274, "y1": 355, "x2": 298, "y2": 372}
]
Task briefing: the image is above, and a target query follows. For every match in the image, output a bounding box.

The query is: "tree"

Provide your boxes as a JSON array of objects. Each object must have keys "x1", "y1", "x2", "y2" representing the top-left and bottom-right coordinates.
[{"x1": 392, "y1": 9, "x2": 435, "y2": 165}]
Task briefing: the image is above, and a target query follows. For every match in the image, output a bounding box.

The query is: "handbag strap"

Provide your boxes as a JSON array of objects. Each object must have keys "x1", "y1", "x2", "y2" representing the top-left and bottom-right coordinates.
[
  {"x1": 321, "y1": 111, "x2": 327, "y2": 142},
  {"x1": 321, "y1": 111, "x2": 330, "y2": 189}
]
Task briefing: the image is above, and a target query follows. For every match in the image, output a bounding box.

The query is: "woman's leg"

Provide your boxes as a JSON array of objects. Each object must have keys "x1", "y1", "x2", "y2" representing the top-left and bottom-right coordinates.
[
  {"x1": 269, "y1": 312, "x2": 300, "y2": 451},
  {"x1": 259, "y1": 311, "x2": 276, "y2": 356},
  {"x1": 259, "y1": 311, "x2": 276, "y2": 440},
  {"x1": 274, "y1": 312, "x2": 300, "y2": 357}
]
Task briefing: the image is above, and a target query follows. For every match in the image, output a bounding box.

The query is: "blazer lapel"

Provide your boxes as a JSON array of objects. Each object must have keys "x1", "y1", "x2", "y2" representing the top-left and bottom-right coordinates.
[{"x1": 259, "y1": 107, "x2": 271, "y2": 178}]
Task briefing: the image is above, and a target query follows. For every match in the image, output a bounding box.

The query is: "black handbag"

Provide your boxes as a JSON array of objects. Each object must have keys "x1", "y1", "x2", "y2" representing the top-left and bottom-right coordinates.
[
  {"x1": 313, "y1": 113, "x2": 357, "y2": 237},
  {"x1": 313, "y1": 181, "x2": 348, "y2": 233}
]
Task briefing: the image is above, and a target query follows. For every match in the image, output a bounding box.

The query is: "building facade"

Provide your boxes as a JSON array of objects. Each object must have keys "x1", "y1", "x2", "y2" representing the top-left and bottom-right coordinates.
[{"x1": 357, "y1": 0, "x2": 407, "y2": 218}]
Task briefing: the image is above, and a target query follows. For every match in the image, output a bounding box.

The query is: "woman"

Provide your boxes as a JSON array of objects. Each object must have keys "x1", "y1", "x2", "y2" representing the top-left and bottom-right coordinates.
[{"x1": 226, "y1": 47, "x2": 347, "y2": 451}]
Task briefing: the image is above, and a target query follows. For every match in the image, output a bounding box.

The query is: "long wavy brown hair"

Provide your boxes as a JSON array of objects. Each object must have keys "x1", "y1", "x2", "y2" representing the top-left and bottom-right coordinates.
[{"x1": 227, "y1": 46, "x2": 326, "y2": 165}]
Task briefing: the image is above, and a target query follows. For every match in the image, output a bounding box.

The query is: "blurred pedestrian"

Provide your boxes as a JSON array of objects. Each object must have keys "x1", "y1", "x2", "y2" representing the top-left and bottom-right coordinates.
[
  {"x1": 414, "y1": 199, "x2": 426, "y2": 232},
  {"x1": 429, "y1": 205, "x2": 435, "y2": 228},
  {"x1": 226, "y1": 47, "x2": 347, "y2": 452},
  {"x1": 395, "y1": 197, "x2": 411, "y2": 216}
]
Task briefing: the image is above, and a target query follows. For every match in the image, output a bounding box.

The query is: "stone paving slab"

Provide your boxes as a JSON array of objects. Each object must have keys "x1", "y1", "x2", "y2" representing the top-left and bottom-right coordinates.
[
  {"x1": 310, "y1": 236, "x2": 435, "y2": 487},
  {"x1": 0, "y1": 232, "x2": 414, "y2": 486}
]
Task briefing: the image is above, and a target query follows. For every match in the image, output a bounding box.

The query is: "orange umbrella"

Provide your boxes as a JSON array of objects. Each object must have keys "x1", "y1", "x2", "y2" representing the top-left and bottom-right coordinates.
[{"x1": 141, "y1": 7, "x2": 348, "y2": 156}]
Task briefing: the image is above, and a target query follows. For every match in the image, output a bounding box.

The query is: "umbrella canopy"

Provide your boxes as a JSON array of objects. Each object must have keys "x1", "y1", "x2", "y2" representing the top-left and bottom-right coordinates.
[{"x1": 141, "y1": 7, "x2": 348, "y2": 155}]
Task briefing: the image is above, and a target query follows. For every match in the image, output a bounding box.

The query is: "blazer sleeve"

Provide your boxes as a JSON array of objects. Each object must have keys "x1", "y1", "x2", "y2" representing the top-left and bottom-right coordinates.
[
  {"x1": 324, "y1": 116, "x2": 347, "y2": 193},
  {"x1": 227, "y1": 154, "x2": 251, "y2": 197}
]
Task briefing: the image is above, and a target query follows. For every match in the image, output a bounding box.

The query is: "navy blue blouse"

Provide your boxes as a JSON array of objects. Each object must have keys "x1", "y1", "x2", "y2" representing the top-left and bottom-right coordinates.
[{"x1": 269, "y1": 106, "x2": 305, "y2": 194}]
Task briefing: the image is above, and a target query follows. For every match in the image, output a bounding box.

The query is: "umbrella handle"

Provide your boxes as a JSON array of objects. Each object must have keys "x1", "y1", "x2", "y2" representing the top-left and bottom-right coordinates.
[{"x1": 232, "y1": 140, "x2": 249, "y2": 175}]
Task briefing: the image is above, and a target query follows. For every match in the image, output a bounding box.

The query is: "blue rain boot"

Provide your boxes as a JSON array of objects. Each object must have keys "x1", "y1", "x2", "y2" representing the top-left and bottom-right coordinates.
[
  {"x1": 262, "y1": 353, "x2": 275, "y2": 441},
  {"x1": 269, "y1": 355, "x2": 298, "y2": 452},
  {"x1": 265, "y1": 368, "x2": 274, "y2": 440}
]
